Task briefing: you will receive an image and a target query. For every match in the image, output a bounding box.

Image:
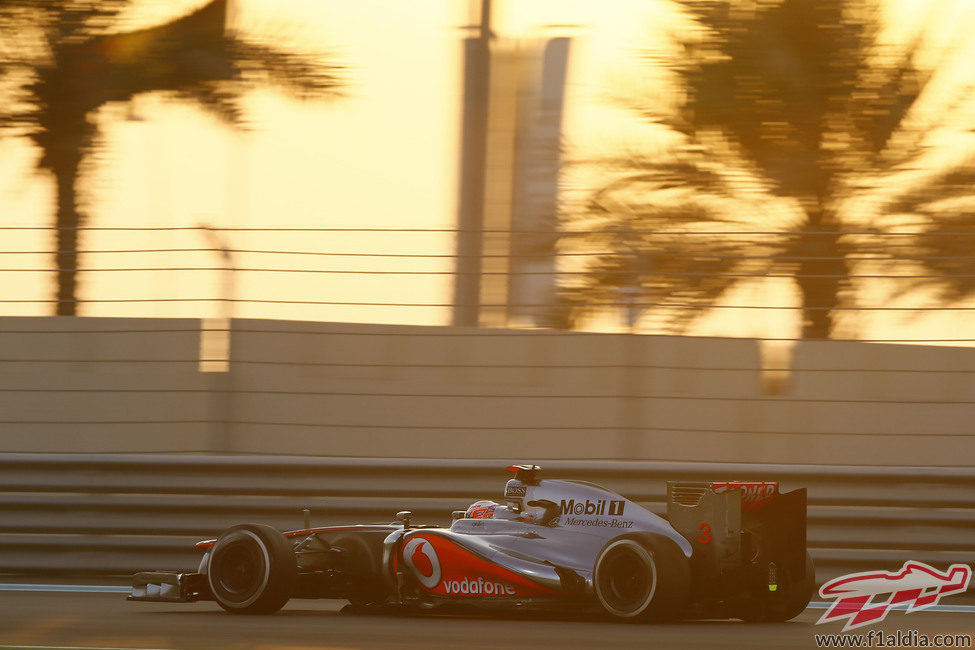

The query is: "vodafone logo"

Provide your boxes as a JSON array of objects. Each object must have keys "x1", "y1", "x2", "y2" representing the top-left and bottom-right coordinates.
[{"x1": 402, "y1": 537, "x2": 441, "y2": 589}]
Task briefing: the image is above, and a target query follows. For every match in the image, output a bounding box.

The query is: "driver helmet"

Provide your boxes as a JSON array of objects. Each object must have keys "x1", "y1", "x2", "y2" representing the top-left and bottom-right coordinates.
[
  {"x1": 465, "y1": 499, "x2": 519, "y2": 520},
  {"x1": 465, "y1": 499, "x2": 497, "y2": 519}
]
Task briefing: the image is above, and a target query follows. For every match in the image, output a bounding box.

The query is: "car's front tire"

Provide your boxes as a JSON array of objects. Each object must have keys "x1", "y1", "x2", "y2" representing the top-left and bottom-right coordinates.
[
  {"x1": 593, "y1": 534, "x2": 690, "y2": 622},
  {"x1": 207, "y1": 523, "x2": 296, "y2": 615}
]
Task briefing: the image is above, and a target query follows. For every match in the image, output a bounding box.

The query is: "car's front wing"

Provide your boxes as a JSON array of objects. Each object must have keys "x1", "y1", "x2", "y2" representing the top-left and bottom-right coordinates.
[{"x1": 128, "y1": 571, "x2": 210, "y2": 603}]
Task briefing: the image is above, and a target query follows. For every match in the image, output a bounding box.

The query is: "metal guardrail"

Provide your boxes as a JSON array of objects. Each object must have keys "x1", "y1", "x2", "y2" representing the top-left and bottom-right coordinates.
[{"x1": 0, "y1": 454, "x2": 972, "y2": 589}]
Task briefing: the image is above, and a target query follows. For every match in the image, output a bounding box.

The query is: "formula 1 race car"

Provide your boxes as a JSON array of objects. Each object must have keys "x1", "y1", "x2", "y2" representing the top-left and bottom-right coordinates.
[{"x1": 129, "y1": 464, "x2": 814, "y2": 622}]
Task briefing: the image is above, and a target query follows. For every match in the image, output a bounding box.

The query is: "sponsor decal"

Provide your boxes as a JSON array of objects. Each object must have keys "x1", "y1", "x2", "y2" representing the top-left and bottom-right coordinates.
[
  {"x1": 559, "y1": 498, "x2": 625, "y2": 517},
  {"x1": 401, "y1": 537, "x2": 442, "y2": 589},
  {"x1": 442, "y1": 577, "x2": 516, "y2": 596},
  {"x1": 505, "y1": 484, "x2": 527, "y2": 497},
  {"x1": 816, "y1": 561, "x2": 972, "y2": 631},
  {"x1": 712, "y1": 481, "x2": 777, "y2": 512},
  {"x1": 403, "y1": 534, "x2": 561, "y2": 598},
  {"x1": 562, "y1": 516, "x2": 632, "y2": 529}
]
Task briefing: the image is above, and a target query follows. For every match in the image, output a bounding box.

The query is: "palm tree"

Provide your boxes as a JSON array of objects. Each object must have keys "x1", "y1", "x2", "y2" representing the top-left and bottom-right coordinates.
[
  {"x1": 561, "y1": 0, "x2": 975, "y2": 338},
  {"x1": 556, "y1": 154, "x2": 790, "y2": 334},
  {"x1": 0, "y1": 0, "x2": 340, "y2": 315}
]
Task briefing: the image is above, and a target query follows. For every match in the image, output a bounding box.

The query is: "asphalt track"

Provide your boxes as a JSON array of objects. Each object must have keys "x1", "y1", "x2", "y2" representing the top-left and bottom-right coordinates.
[{"x1": 1, "y1": 587, "x2": 973, "y2": 650}]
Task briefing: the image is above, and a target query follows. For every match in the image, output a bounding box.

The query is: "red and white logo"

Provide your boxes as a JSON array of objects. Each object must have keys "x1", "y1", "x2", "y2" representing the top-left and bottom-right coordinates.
[
  {"x1": 466, "y1": 500, "x2": 497, "y2": 519},
  {"x1": 401, "y1": 534, "x2": 562, "y2": 598},
  {"x1": 817, "y1": 561, "x2": 972, "y2": 631},
  {"x1": 401, "y1": 537, "x2": 442, "y2": 589},
  {"x1": 712, "y1": 481, "x2": 777, "y2": 512}
]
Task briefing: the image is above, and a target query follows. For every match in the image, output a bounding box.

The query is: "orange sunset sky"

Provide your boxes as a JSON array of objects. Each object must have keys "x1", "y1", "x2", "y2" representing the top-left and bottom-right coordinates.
[{"x1": 2, "y1": 0, "x2": 974, "y2": 343}]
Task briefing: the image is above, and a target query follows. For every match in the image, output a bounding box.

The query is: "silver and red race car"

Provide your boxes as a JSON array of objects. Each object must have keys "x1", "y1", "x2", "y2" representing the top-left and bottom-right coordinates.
[{"x1": 129, "y1": 464, "x2": 814, "y2": 622}]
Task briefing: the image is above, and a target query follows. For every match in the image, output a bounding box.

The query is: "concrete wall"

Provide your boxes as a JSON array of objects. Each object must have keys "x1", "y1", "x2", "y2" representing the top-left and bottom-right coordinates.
[
  {"x1": 1, "y1": 317, "x2": 972, "y2": 465},
  {"x1": 0, "y1": 317, "x2": 212, "y2": 452}
]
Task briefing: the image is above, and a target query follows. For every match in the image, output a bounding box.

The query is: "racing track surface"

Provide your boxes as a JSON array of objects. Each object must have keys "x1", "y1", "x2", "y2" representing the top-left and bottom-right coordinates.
[{"x1": 2, "y1": 588, "x2": 974, "y2": 650}]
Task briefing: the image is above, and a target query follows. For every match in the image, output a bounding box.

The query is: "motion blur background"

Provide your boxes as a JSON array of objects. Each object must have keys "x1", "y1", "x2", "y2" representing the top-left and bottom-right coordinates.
[{"x1": 0, "y1": 0, "x2": 973, "y2": 585}]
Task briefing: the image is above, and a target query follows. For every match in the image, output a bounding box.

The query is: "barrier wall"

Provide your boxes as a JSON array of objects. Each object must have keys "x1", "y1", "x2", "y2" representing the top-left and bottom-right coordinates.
[
  {"x1": 1, "y1": 454, "x2": 972, "y2": 589},
  {"x1": 1, "y1": 317, "x2": 974, "y2": 465}
]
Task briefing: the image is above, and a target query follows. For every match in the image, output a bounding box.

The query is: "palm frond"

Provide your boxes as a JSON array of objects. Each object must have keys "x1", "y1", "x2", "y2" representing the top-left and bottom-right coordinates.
[
  {"x1": 226, "y1": 37, "x2": 342, "y2": 100},
  {"x1": 559, "y1": 154, "x2": 791, "y2": 333},
  {"x1": 173, "y1": 81, "x2": 244, "y2": 126},
  {"x1": 886, "y1": 165, "x2": 975, "y2": 216}
]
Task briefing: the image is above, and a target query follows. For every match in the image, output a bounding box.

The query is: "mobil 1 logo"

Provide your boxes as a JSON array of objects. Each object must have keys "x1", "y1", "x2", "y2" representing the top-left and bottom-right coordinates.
[{"x1": 559, "y1": 498, "x2": 625, "y2": 517}]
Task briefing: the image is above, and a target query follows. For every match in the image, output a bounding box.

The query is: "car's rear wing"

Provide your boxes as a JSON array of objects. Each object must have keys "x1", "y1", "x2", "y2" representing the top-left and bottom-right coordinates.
[{"x1": 666, "y1": 481, "x2": 807, "y2": 587}]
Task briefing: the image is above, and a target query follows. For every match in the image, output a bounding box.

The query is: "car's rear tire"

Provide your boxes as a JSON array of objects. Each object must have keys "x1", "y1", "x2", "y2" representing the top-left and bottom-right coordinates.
[
  {"x1": 207, "y1": 523, "x2": 296, "y2": 615},
  {"x1": 737, "y1": 551, "x2": 815, "y2": 622},
  {"x1": 593, "y1": 534, "x2": 690, "y2": 622}
]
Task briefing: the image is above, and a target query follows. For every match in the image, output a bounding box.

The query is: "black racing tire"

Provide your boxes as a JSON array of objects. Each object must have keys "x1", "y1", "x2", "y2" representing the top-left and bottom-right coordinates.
[
  {"x1": 737, "y1": 551, "x2": 815, "y2": 623},
  {"x1": 593, "y1": 534, "x2": 690, "y2": 622},
  {"x1": 207, "y1": 523, "x2": 297, "y2": 615}
]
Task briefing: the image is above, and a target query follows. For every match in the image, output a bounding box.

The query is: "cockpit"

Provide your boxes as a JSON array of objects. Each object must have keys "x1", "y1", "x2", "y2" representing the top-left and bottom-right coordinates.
[{"x1": 454, "y1": 464, "x2": 561, "y2": 527}]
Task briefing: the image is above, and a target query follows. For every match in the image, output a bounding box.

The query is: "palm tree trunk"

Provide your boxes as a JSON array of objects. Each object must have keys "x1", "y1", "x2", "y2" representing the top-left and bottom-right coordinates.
[
  {"x1": 793, "y1": 209, "x2": 847, "y2": 339},
  {"x1": 50, "y1": 146, "x2": 84, "y2": 317}
]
